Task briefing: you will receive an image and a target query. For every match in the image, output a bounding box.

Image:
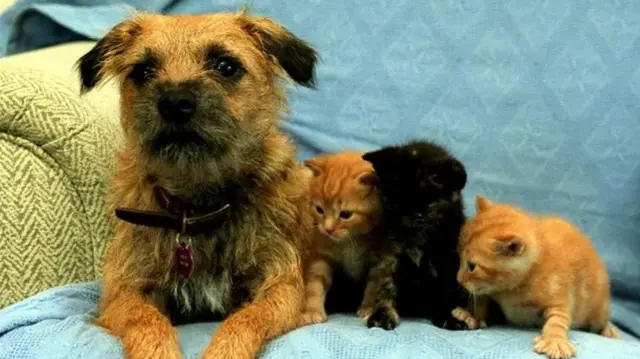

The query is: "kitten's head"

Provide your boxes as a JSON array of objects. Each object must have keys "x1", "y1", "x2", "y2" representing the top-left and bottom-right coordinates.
[
  {"x1": 456, "y1": 196, "x2": 540, "y2": 296},
  {"x1": 304, "y1": 151, "x2": 380, "y2": 242},
  {"x1": 362, "y1": 140, "x2": 466, "y2": 224}
]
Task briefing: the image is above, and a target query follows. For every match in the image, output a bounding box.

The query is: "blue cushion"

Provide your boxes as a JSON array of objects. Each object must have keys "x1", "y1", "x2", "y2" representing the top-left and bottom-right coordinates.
[{"x1": 1, "y1": 282, "x2": 639, "y2": 359}]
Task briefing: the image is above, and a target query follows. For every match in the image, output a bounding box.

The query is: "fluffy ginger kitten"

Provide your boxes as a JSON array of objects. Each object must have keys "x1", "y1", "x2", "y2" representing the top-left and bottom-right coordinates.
[
  {"x1": 298, "y1": 151, "x2": 381, "y2": 325},
  {"x1": 456, "y1": 196, "x2": 618, "y2": 359}
]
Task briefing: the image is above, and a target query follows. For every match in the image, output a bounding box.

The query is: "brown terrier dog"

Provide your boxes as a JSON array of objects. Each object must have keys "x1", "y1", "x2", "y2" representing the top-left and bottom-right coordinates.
[{"x1": 77, "y1": 11, "x2": 318, "y2": 359}]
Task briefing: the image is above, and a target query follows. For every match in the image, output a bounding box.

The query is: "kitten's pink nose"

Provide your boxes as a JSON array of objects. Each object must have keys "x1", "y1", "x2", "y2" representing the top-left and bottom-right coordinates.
[{"x1": 323, "y1": 219, "x2": 336, "y2": 235}]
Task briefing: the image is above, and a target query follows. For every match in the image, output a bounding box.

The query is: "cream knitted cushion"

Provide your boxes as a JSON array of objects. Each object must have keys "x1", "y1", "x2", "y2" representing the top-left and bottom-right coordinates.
[{"x1": 0, "y1": 64, "x2": 120, "y2": 307}]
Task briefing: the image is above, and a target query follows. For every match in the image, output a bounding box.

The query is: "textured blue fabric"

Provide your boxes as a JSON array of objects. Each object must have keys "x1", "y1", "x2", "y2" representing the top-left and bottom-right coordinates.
[
  {"x1": 1, "y1": 0, "x2": 640, "y2": 357},
  {"x1": 1, "y1": 282, "x2": 640, "y2": 359},
  {"x1": 0, "y1": 0, "x2": 239, "y2": 55}
]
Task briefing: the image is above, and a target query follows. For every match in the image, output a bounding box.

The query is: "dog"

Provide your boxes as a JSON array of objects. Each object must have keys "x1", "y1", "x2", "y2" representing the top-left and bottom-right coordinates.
[{"x1": 77, "y1": 11, "x2": 318, "y2": 359}]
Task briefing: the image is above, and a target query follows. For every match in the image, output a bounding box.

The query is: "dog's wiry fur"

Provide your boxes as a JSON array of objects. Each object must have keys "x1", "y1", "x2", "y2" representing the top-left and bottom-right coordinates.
[{"x1": 77, "y1": 12, "x2": 317, "y2": 359}]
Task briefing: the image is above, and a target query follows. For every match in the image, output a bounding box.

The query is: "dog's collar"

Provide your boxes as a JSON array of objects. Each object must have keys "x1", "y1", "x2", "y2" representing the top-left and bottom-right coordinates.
[
  {"x1": 114, "y1": 187, "x2": 232, "y2": 279},
  {"x1": 115, "y1": 187, "x2": 232, "y2": 237}
]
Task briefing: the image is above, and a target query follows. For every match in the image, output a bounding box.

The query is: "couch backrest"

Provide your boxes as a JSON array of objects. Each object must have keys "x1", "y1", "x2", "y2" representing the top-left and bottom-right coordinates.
[{"x1": 251, "y1": 1, "x2": 640, "y2": 306}]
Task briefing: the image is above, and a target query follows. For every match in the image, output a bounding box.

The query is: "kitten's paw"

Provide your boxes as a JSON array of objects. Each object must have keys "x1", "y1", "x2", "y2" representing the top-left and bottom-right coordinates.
[
  {"x1": 451, "y1": 307, "x2": 480, "y2": 330},
  {"x1": 299, "y1": 311, "x2": 327, "y2": 326},
  {"x1": 366, "y1": 306, "x2": 399, "y2": 331},
  {"x1": 443, "y1": 318, "x2": 469, "y2": 331},
  {"x1": 356, "y1": 307, "x2": 372, "y2": 321},
  {"x1": 433, "y1": 315, "x2": 469, "y2": 331},
  {"x1": 533, "y1": 336, "x2": 577, "y2": 359},
  {"x1": 600, "y1": 323, "x2": 619, "y2": 339}
]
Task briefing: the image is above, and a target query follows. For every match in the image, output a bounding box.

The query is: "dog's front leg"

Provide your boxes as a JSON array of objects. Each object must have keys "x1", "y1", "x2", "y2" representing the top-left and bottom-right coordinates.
[
  {"x1": 201, "y1": 269, "x2": 304, "y2": 359},
  {"x1": 97, "y1": 287, "x2": 182, "y2": 359}
]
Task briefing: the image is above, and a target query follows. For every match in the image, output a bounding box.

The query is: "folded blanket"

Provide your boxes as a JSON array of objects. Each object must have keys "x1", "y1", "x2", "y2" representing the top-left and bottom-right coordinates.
[{"x1": 1, "y1": 281, "x2": 640, "y2": 359}]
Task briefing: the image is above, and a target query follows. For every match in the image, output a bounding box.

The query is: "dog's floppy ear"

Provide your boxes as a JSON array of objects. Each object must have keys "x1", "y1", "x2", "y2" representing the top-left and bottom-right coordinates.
[
  {"x1": 240, "y1": 15, "x2": 319, "y2": 88},
  {"x1": 76, "y1": 18, "x2": 143, "y2": 94}
]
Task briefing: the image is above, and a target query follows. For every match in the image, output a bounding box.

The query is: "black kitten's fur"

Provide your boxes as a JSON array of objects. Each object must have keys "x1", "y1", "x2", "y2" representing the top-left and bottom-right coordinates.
[{"x1": 362, "y1": 140, "x2": 470, "y2": 330}]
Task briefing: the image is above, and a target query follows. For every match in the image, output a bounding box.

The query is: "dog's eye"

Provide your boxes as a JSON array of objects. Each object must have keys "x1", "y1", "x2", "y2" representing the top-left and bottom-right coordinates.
[
  {"x1": 315, "y1": 206, "x2": 324, "y2": 215},
  {"x1": 129, "y1": 60, "x2": 157, "y2": 86},
  {"x1": 339, "y1": 211, "x2": 353, "y2": 220},
  {"x1": 214, "y1": 56, "x2": 241, "y2": 77}
]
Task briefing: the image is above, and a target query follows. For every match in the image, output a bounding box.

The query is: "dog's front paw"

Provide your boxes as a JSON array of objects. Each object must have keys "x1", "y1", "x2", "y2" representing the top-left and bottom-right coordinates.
[
  {"x1": 533, "y1": 335, "x2": 577, "y2": 359},
  {"x1": 125, "y1": 343, "x2": 181, "y2": 359},
  {"x1": 299, "y1": 310, "x2": 327, "y2": 326},
  {"x1": 202, "y1": 323, "x2": 257, "y2": 359},
  {"x1": 122, "y1": 324, "x2": 182, "y2": 359},
  {"x1": 366, "y1": 306, "x2": 400, "y2": 330}
]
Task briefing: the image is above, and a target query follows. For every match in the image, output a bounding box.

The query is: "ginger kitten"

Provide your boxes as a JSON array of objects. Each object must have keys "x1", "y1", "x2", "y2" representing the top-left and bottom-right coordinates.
[
  {"x1": 299, "y1": 151, "x2": 382, "y2": 325},
  {"x1": 456, "y1": 196, "x2": 618, "y2": 359}
]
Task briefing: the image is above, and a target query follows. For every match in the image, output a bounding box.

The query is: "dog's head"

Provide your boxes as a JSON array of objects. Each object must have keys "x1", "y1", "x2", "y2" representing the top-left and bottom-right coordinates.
[{"x1": 77, "y1": 12, "x2": 317, "y2": 176}]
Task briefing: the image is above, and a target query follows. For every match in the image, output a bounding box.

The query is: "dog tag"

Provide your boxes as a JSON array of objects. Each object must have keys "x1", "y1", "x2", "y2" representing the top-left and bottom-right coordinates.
[{"x1": 175, "y1": 234, "x2": 194, "y2": 278}]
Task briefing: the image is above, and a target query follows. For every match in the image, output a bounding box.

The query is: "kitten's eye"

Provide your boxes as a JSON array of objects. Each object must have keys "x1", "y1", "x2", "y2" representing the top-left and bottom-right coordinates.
[
  {"x1": 467, "y1": 261, "x2": 477, "y2": 272},
  {"x1": 214, "y1": 56, "x2": 241, "y2": 77},
  {"x1": 315, "y1": 206, "x2": 324, "y2": 215},
  {"x1": 339, "y1": 210, "x2": 353, "y2": 220}
]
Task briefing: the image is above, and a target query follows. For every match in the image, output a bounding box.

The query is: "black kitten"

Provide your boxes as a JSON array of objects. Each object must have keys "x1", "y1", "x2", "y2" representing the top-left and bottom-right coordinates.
[{"x1": 361, "y1": 139, "x2": 470, "y2": 330}]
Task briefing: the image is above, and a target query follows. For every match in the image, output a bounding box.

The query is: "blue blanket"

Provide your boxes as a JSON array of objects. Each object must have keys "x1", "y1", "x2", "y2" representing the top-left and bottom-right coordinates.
[
  {"x1": 2, "y1": 0, "x2": 640, "y2": 358},
  {"x1": 1, "y1": 281, "x2": 640, "y2": 359}
]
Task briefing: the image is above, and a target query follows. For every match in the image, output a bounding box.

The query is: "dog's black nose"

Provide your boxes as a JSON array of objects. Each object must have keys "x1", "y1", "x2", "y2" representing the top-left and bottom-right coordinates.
[{"x1": 157, "y1": 90, "x2": 197, "y2": 124}]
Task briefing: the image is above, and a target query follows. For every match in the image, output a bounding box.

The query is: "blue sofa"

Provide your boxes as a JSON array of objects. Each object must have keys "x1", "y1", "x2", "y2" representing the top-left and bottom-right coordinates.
[{"x1": 1, "y1": 0, "x2": 639, "y2": 358}]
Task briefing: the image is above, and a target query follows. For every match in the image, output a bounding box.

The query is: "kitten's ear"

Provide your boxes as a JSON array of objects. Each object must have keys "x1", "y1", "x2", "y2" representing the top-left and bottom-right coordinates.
[
  {"x1": 427, "y1": 158, "x2": 467, "y2": 192},
  {"x1": 362, "y1": 148, "x2": 392, "y2": 167},
  {"x1": 475, "y1": 196, "x2": 493, "y2": 212},
  {"x1": 358, "y1": 171, "x2": 378, "y2": 187},
  {"x1": 494, "y1": 238, "x2": 525, "y2": 257},
  {"x1": 361, "y1": 152, "x2": 376, "y2": 164},
  {"x1": 303, "y1": 158, "x2": 324, "y2": 176}
]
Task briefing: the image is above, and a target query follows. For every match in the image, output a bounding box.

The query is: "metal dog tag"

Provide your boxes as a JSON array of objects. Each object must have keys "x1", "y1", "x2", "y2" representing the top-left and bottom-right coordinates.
[{"x1": 175, "y1": 234, "x2": 194, "y2": 278}]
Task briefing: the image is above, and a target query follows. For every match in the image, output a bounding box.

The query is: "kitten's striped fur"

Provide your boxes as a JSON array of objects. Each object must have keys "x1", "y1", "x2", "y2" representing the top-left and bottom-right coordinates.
[
  {"x1": 456, "y1": 196, "x2": 618, "y2": 359},
  {"x1": 298, "y1": 151, "x2": 381, "y2": 325}
]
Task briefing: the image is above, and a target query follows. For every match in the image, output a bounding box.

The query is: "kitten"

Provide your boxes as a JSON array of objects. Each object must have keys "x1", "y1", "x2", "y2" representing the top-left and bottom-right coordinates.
[
  {"x1": 299, "y1": 151, "x2": 382, "y2": 325},
  {"x1": 361, "y1": 140, "x2": 471, "y2": 330},
  {"x1": 456, "y1": 196, "x2": 618, "y2": 359}
]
